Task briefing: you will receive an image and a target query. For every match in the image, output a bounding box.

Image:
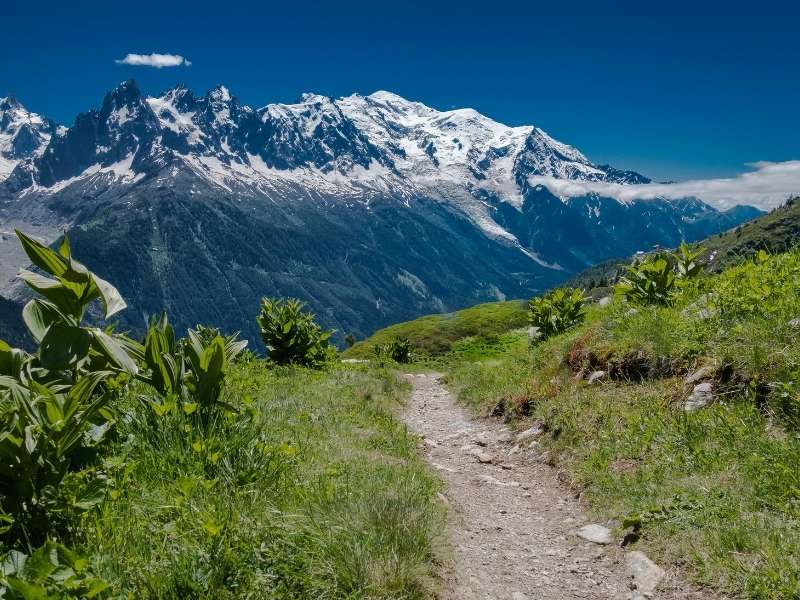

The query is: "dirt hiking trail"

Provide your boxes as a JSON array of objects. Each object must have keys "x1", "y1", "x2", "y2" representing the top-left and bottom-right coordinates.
[{"x1": 402, "y1": 373, "x2": 713, "y2": 600}]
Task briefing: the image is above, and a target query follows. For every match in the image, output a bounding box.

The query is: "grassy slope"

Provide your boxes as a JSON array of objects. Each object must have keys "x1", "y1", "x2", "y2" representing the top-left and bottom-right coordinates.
[
  {"x1": 83, "y1": 364, "x2": 444, "y2": 599},
  {"x1": 446, "y1": 252, "x2": 800, "y2": 599},
  {"x1": 344, "y1": 300, "x2": 528, "y2": 358}
]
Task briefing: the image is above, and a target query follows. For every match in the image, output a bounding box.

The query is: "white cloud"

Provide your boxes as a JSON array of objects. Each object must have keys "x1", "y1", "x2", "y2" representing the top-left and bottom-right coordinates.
[
  {"x1": 529, "y1": 160, "x2": 800, "y2": 211},
  {"x1": 115, "y1": 53, "x2": 191, "y2": 68}
]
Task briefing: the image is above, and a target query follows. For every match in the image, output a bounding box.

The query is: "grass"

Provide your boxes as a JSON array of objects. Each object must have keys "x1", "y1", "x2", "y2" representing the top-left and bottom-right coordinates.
[
  {"x1": 441, "y1": 250, "x2": 800, "y2": 599},
  {"x1": 343, "y1": 300, "x2": 528, "y2": 358},
  {"x1": 77, "y1": 363, "x2": 444, "y2": 599}
]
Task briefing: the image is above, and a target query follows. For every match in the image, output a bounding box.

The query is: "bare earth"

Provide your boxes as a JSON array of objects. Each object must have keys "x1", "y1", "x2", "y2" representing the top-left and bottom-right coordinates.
[{"x1": 402, "y1": 373, "x2": 713, "y2": 600}]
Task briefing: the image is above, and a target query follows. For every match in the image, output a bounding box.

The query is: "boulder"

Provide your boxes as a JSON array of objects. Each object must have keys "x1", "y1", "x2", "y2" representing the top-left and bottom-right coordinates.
[
  {"x1": 467, "y1": 447, "x2": 494, "y2": 463},
  {"x1": 598, "y1": 296, "x2": 612, "y2": 307}
]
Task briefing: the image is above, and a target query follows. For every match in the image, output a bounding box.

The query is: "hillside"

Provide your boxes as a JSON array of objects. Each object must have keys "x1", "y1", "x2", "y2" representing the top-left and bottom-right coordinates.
[{"x1": 344, "y1": 299, "x2": 528, "y2": 358}]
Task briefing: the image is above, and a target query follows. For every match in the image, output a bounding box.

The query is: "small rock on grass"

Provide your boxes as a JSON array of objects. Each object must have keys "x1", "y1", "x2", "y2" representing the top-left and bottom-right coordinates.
[
  {"x1": 576, "y1": 524, "x2": 612, "y2": 545},
  {"x1": 684, "y1": 381, "x2": 713, "y2": 412},
  {"x1": 625, "y1": 550, "x2": 665, "y2": 596},
  {"x1": 587, "y1": 370, "x2": 607, "y2": 385}
]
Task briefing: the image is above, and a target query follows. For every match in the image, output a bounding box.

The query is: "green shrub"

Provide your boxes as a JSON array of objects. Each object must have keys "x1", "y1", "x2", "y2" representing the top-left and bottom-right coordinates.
[
  {"x1": 139, "y1": 314, "x2": 247, "y2": 427},
  {"x1": 0, "y1": 371, "x2": 118, "y2": 545},
  {"x1": 0, "y1": 231, "x2": 140, "y2": 546},
  {"x1": 0, "y1": 541, "x2": 111, "y2": 599},
  {"x1": 616, "y1": 255, "x2": 677, "y2": 306},
  {"x1": 528, "y1": 288, "x2": 587, "y2": 340},
  {"x1": 14, "y1": 231, "x2": 138, "y2": 378},
  {"x1": 674, "y1": 241, "x2": 704, "y2": 279},
  {"x1": 256, "y1": 298, "x2": 333, "y2": 367},
  {"x1": 374, "y1": 338, "x2": 414, "y2": 364}
]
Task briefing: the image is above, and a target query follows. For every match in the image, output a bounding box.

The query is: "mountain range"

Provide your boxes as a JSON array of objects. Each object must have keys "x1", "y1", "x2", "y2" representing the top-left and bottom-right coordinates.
[{"x1": 0, "y1": 81, "x2": 760, "y2": 345}]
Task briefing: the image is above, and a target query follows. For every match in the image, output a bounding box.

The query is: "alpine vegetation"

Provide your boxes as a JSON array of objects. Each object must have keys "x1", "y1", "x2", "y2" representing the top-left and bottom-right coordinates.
[
  {"x1": 528, "y1": 288, "x2": 587, "y2": 340},
  {"x1": 256, "y1": 297, "x2": 333, "y2": 366},
  {"x1": 0, "y1": 231, "x2": 442, "y2": 598}
]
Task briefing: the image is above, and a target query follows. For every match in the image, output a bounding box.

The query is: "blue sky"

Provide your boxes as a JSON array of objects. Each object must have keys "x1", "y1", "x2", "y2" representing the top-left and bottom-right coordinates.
[{"x1": 1, "y1": 0, "x2": 798, "y2": 184}]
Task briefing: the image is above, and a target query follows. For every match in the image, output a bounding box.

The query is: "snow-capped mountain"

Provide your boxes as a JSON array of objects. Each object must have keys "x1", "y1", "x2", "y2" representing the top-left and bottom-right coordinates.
[
  {"x1": 0, "y1": 96, "x2": 64, "y2": 180},
  {"x1": 0, "y1": 81, "x2": 759, "y2": 345}
]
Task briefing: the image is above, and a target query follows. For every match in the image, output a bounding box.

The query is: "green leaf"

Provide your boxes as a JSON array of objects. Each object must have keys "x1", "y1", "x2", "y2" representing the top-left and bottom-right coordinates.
[
  {"x1": 18, "y1": 270, "x2": 81, "y2": 317},
  {"x1": 72, "y1": 477, "x2": 107, "y2": 510},
  {"x1": 21, "y1": 299, "x2": 69, "y2": 343},
  {"x1": 39, "y1": 324, "x2": 92, "y2": 370},
  {"x1": 91, "y1": 329, "x2": 138, "y2": 375},
  {"x1": 57, "y1": 234, "x2": 71, "y2": 259},
  {"x1": 15, "y1": 230, "x2": 69, "y2": 277},
  {"x1": 92, "y1": 273, "x2": 127, "y2": 318},
  {"x1": 202, "y1": 518, "x2": 222, "y2": 537},
  {"x1": 5, "y1": 577, "x2": 48, "y2": 599}
]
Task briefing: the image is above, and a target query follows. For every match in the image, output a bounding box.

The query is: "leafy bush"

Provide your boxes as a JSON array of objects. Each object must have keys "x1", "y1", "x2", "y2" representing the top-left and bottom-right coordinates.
[
  {"x1": 674, "y1": 242, "x2": 704, "y2": 279},
  {"x1": 139, "y1": 314, "x2": 247, "y2": 427},
  {"x1": 257, "y1": 298, "x2": 333, "y2": 367},
  {"x1": 0, "y1": 371, "x2": 117, "y2": 545},
  {"x1": 0, "y1": 231, "x2": 139, "y2": 546},
  {"x1": 528, "y1": 288, "x2": 586, "y2": 340},
  {"x1": 615, "y1": 255, "x2": 677, "y2": 306},
  {"x1": 373, "y1": 338, "x2": 414, "y2": 364},
  {"x1": 14, "y1": 231, "x2": 138, "y2": 378},
  {"x1": 0, "y1": 541, "x2": 111, "y2": 599}
]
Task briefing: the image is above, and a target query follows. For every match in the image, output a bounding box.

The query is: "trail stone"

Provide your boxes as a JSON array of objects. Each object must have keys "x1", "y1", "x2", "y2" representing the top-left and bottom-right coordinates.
[
  {"x1": 626, "y1": 551, "x2": 665, "y2": 596},
  {"x1": 528, "y1": 326, "x2": 541, "y2": 340},
  {"x1": 587, "y1": 370, "x2": 607, "y2": 385},
  {"x1": 685, "y1": 382, "x2": 713, "y2": 412},
  {"x1": 576, "y1": 524, "x2": 613, "y2": 545},
  {"x1": 598, "y1": 296, "x2": 612, "y2": 307},
  {"x1": 468, "y1": 447, "x2": 494, "y2": 463},
  {"x1": 495, "y1": 431, "x2": 513, "y2": 443}
]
